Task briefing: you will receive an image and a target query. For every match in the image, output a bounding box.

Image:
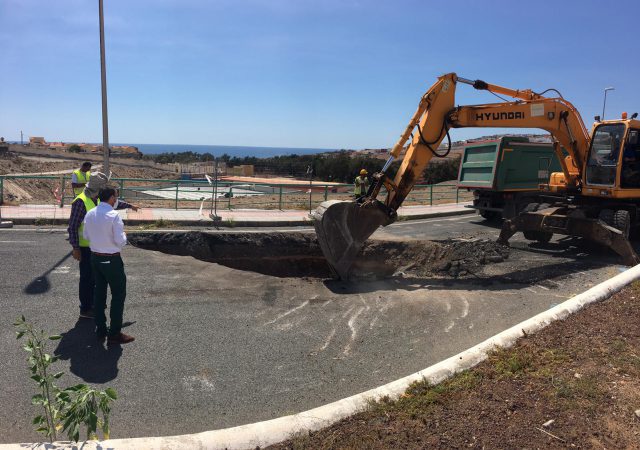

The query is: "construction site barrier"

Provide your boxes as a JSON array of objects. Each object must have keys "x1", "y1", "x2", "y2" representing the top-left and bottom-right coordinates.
[{"x1": 0, "y1": 175, "x2": 472, "y2": 211}]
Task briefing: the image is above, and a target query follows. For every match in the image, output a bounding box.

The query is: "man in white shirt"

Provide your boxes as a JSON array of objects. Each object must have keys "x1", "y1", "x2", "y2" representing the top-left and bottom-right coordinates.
[{"x1": 83, "y1": 187, "x2": 134, "y2": 344}]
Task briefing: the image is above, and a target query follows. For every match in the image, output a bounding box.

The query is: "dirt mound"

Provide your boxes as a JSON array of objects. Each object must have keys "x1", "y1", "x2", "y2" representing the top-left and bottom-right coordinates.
[
  {"x1": 361, "y1": 238, "x2": 510, "y2": 278},
  {"x1": 129, "y1": 232, "x2": 509, "y2": 280}
]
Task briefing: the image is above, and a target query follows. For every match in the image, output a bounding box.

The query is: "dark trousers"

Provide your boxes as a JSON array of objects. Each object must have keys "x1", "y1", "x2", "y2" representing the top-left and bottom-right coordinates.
[
  {"x1": 78, "y1": 247, "x2": 94, "y2": 312},
  {"x1": 91, "y1": 254, "x2": 127, "y2": 337}
]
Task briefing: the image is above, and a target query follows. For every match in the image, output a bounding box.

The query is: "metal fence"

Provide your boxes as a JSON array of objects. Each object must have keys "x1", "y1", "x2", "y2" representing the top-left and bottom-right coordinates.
[{"x1": 0, "y1": 175, "x2": 472, "y2": 211}]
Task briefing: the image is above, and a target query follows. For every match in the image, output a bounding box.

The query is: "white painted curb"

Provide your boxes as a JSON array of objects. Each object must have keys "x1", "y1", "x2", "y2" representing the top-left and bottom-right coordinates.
[{"x1": 3, "y1": 263, "x2": 639, "y2": 450}]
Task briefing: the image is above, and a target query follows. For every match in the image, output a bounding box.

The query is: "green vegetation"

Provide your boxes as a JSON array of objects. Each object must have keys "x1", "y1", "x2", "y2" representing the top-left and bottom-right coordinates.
[
  {"x1": 367, "y1": 370, "x2": 481, "y2": 419},
  {"x1": 14, "y1": 316, "x2": 117, "y2": 442},
  {"x1": 146, "y1": 150, "x2": 461, "y2": 185},
  {"x1": 67, "y1": 144, "x2": 82, "y2": 153},
  {"x1": 138, "y1": 218, "x2": 174, "y2": 229}
]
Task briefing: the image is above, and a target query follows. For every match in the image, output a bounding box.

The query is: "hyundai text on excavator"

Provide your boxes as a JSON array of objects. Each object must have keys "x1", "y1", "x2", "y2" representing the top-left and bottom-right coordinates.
[{"x1": 313, "y1": 72, "x2": 640, "y2": 279}]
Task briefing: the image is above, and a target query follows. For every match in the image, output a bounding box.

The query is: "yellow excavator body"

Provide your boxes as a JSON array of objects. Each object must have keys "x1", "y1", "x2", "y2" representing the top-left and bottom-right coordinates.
[{"x1": 314, "y1": 73, "x2": 640, "y2": 279}]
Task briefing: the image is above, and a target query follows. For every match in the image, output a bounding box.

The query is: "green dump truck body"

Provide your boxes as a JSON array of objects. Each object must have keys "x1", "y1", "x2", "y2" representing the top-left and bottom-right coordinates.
[
  {"x1": 457, "y1": 137, "x2": 562, "y2": 219},
  {"x1": 458, "y1": 136, "x2": 562, "y2": 191}
]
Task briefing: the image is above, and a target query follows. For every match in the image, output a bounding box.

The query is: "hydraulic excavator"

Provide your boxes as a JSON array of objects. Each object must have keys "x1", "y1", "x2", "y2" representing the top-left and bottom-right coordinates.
[{"x1": 313, "y1": 72, "x2": 640, "y2": 279}]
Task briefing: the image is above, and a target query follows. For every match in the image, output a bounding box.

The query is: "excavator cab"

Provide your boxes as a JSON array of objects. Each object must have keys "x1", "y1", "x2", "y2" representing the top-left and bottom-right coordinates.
[
  {"x1": 585, "y1": 122, "x2": 625, "y2": 186},
  {"x1": 314, "y1": 73, "x2": 640, "y2": 280}
]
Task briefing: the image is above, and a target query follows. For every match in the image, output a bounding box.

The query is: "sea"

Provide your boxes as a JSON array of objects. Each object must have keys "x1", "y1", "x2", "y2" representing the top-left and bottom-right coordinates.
[{"x1": 118, "y1": 143, "x2": 338, "y2": 158}]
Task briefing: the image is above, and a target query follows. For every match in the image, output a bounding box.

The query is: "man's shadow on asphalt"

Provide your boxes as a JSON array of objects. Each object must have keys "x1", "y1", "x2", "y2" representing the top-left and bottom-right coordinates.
[
  {"x1": 53, "y1": 319, "x2": 128, "y2": 383},
  {"x1": 23, "y1": 251, "x2": 72, "y2": 295}
]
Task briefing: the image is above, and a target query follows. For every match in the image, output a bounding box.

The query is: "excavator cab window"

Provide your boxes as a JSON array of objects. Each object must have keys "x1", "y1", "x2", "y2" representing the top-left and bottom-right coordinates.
[
  {"x1": 586, "y1": 123, "x2": 626, "y2": 186},
  {"x1": 621, "y1": 129, "x2": 640, "y2": 188}
]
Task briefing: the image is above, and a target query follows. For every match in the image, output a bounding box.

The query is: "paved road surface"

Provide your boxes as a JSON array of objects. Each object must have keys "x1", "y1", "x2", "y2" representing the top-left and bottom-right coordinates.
[{"x1": 0, "y1": 217, "x2": 625, "y2": 443}]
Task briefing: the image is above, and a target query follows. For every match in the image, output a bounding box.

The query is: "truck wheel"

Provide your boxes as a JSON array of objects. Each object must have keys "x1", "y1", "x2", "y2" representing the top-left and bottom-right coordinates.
[
  {"x1": 598, "y1": 209, "x2": 614, "y2": 227},
  {"x1": 523, "y1": 230, "x2": 553, "y2": 243},
  {"x1": 480, "y1": 210, "x2": 498, "y2": 220},
  {"x1": 613, "y1": 210, "x2": 631, "y2": 238}
]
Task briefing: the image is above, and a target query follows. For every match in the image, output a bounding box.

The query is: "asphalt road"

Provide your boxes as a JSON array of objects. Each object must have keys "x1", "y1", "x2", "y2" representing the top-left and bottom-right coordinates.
[{"x1": 0, "y1": 217, "x2": 625, "y2": 443}]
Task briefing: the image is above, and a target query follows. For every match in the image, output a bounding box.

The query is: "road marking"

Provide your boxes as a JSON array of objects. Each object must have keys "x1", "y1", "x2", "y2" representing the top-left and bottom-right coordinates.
[
  {"x1": 319, "y1": 328, "x2": 336, "y2": 351},
  {"x1": 391, "y1": 215, "x2": 473, "y2": 227},
  {"x1": 52, "y1": 265, "x2": 70, "y2": 274},
  {"x1": 535, "y1": 284, "x2": 550, "y2": 291},
  {"x1": 343, "y1": 306, "x2": 365, "y2": 356},
  {"x1": 264, "y1": 300, "x2": 309, "y2": 325},
  {"x1": 0, "y1": 240, "x2": 36, "y2": 243},
  {"x1": 182, "y1": 374, "x2": 215, "y2": 392},
  {"x1": 461, "y1": 299, "x2": 469, "y2": 318},
  {"x1": 525, "y1": 287, "x2": 537, "y2": 293},
  {"x1": 341, "y1": 305, "x2": 356, "y2": 318}
]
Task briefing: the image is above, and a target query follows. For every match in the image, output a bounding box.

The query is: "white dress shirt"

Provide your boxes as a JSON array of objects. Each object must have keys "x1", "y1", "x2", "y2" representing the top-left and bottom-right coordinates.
[{"x1": 83, "y1": 202, "x2": 127, "y2": 253}]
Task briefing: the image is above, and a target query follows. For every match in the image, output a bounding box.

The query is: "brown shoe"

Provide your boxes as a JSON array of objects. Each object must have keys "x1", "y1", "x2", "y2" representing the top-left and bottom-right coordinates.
[{"x1": 107, "y1": 332, "x2": 135, "y2": 344}]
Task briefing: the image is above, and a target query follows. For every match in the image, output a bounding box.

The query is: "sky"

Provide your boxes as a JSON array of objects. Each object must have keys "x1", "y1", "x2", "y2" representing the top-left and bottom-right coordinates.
[{"x1": 1, "y1": 0, "x2": 640, "y2": 150}]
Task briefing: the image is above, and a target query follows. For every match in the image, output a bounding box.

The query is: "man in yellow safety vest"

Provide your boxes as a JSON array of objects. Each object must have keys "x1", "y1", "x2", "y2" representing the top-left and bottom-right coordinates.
[
  {"x1": 354, "y1": 169, "x2": 370, "y2": 198},
  {"x1": 71, "y1": 162, "x2": 92, "y2": 197},
  {"x1": 67, "y1": 172, "x2": 138, "y2": 320}
]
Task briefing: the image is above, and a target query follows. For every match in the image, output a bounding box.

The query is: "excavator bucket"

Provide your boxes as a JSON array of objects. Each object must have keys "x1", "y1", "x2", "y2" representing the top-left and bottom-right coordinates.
[
  {"x1": 497, "y1": 207, "x2": 640, "y2": 266},
  {"x1": 312, "y1": 200, "x2": 393, "y2": 280}
]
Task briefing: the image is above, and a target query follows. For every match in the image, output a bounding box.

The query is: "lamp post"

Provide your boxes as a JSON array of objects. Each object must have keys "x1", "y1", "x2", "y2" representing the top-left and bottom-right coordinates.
[
  {"x1": 98, "y1": 0, "x2": 110, "y2": 174},
  {"x1": 602, "y1": 87, "x2": 615, "y2": 120}
]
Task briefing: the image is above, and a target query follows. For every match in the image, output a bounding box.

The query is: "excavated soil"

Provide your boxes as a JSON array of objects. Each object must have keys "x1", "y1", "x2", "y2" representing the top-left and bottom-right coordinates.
[{"x1": 128, "y1": 232, "x2": 509, "y2": 279}]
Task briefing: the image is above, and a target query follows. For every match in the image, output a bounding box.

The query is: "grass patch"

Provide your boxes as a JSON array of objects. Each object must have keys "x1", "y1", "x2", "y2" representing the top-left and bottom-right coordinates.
[
  {"x1": 34, "y1": 217, "x2": 49, "y2": 226},
  {"x1": 488, "y1": 346, "x2": 570, "y2": 379},
  {"x1": 489, "y1": 347, "x2": 534, "y2": 378},
  {"x1": 366, "y1": 370, "x2": 481, "y2": 419},
  {"x1": 553, "y1": 374, "x2": 605, "y2": 413},
  {"x1": 629, "y1": 280, "x2": 640, "y2": 295},
  {"x1": 138, "y1": 218, "x2": 174, "y2": 229},
  {"x1": 608, "y1": 338, "x2": 640, "y2": 375}
]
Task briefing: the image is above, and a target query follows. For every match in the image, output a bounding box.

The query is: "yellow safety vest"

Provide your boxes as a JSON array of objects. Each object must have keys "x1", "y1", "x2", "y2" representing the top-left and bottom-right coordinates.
[
  {"x1": 72, "y1": 170, "x2": 91, "y2": 196},
  {"x1": 72, "y1": 192, "x2": 97, "y2": 248},
  {"x1": 354, "y1": 176, "x2": 369, "y2": 195}
]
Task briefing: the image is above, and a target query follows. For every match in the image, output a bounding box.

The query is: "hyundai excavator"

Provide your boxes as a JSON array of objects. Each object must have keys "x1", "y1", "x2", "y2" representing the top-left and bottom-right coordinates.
[{"x1": 313, "y1": 72, "x2": 640, "y2": 279}]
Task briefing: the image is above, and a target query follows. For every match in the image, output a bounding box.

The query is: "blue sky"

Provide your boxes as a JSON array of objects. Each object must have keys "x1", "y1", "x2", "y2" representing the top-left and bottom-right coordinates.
[{"x1": 1, "y1": 0, "x2": 639, "y2": 149}]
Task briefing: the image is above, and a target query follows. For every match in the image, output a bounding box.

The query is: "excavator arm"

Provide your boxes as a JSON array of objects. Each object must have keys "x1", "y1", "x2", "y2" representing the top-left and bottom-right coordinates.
[
  {"x1": 377, "y1": 74, "x2": 590, "y2": 211},
  {"x1": 313, "y1": 73, "x2": 630, "y2": 280}
]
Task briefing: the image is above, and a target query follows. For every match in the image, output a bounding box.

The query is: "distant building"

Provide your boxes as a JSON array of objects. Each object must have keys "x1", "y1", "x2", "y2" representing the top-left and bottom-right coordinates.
[
  {"x1": 29, "y1": 137, "x2": 46, "y2": 146},
  {"x1": 228, "y1": 165, "x2": 254, "y2": 176}
]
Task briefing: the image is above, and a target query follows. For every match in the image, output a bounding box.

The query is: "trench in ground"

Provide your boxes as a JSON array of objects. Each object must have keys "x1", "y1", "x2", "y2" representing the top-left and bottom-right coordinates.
[{"x1": 128, "y1": 231, "x2": 512, "y2": 280}]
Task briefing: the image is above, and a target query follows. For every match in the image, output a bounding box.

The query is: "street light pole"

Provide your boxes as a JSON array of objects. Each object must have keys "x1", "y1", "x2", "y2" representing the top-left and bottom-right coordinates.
[
  {"x1": 602, "y1": 87, "x2": 615, "y2": 120},
  {"x1": 98, "y1": 0, "x2": 110, "y2": 174}
]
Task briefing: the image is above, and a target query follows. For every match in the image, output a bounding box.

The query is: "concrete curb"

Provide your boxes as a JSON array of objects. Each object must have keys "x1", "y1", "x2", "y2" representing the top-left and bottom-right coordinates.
[{"x1": 4, "y1": 263, "x2": 639, "y2": 450}]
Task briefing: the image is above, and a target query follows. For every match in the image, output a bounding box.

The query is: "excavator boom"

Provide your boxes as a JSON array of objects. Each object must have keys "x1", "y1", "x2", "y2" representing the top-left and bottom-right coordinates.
[{"x1": 314, "y1": 72, "x2": 640, "y2": 279}]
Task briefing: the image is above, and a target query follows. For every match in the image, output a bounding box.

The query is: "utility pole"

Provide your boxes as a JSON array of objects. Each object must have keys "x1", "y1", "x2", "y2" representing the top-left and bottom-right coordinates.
[
  {"x1": 98, "y1": 0, "x2": 110, "y2": 174},
  {"x1": 307, "y1": 165, "x2": 313, "y2": 213},
  {"x1": 20, "y1": 130, "x2": 23, "y2": 145},
  {"x1": 602, "y1": 87, "x2": 615, "y2": 120}
]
